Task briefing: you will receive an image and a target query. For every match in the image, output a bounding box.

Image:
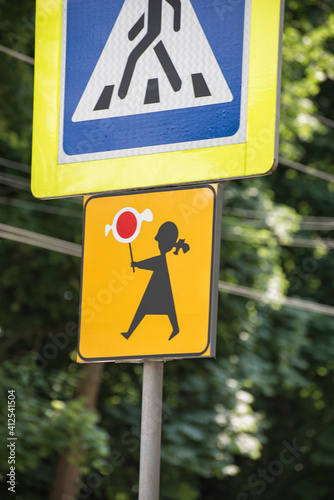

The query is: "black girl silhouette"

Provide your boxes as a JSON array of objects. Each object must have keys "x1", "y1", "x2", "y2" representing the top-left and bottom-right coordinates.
[{"x1": 121, "y1": 221, "x2": 189, "y2": 341}]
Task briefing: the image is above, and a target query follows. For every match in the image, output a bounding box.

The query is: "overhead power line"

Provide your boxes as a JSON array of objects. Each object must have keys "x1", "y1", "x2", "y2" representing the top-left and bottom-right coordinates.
[
  {"x1": 223, "y1": 208, "x2": 334, "y2": 231},
  {"x1": 313, "y1": 113, "x2": 334, "y2": 129},
  {"x1": 0, "y1": 196, "x2": 82, "y2": 218},
  {"x1": 222, "y1": 230, "x2": 334, "y2": 249},
  {"x1": 5, "y1": 40, "x2": 334, "y2": 139},
  {"x1": 1, "y1": 172, "x2": 332, "y2": 225},
  {"x1": 223, "y1": 217, "x2": 334, "y2": 231},
  {"x1": 279, "y1": 157, "x2": 334, "y2": 183},
  {"x1": 297, "y1": 221, "x2": 334, "y2": 230},
  {"x1": 0, "y1": 173, "x2": 31, "y2": 191},
  {"x1": 2, "y1": 192, "x2": 332, "y2": 228},
  {"x1": 1, "y1": 44, "x2": 334, "y2": 189},
  {"x1": 0, "y1": 157, "x2": 30, "y2": 173},
  {"x1": 218, "y1": 281, "x2": 334, "y2": 317},
  {"x1": 0, "y1": 223, "x2": 81, "y2": 257},
  {"x1": 0, "y1": 44, "x2": 34, "y2": 65},
  {"x1": 223, "y1": 207, "x2": 334, "y2": 224},
  {"x1": 0, "y1": 170, "x2": 83, "y2": 204},
  {"x1": 0, "y1": 224, "x2": 333, "y2": 318}
]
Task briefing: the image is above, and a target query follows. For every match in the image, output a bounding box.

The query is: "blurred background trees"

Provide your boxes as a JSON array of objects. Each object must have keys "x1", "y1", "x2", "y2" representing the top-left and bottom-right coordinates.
[{"x1": 0, "y1": 0, "x2": 333, "y2": 499}]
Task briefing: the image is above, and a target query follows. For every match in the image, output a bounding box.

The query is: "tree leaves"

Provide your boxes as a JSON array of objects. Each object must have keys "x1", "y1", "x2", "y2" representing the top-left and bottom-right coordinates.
[{"x1": 1, "y1": 0, "x2": 334, "y2": 499}]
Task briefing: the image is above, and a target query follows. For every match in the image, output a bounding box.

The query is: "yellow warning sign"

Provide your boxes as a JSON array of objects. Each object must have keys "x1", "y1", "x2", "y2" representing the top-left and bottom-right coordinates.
[{"x1": 78, "y1": 184, "x2": 222, "y2": 362}]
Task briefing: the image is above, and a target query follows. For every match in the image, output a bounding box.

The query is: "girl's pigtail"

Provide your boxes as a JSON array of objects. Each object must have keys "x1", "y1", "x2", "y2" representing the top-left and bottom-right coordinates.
[{"x1": 173, "y1": 238, "x2": 190, "y2": 255}]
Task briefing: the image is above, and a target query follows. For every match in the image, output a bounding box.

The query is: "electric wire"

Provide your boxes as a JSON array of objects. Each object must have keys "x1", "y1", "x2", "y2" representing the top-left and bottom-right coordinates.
[
  {"x1": 0, "y1": 223, "x2": 333, "y2": 317},
  {"x1": 313, "y1": 113, "x2": 334, "y2": 129},
  {"x1": 218, "y1": 281, "x2": 334, "y2": 317},
  {"x1": 2, "y1": 39, "x2": 334, "y2": 188},
  {"x1": 4, "y1": 36, "x2": 334, "y2": 136},
  {"x1": 0, "y1": 196, "x2": 82, "y2": 218},
  {"x1": 0, "y1": 200, "x2": 332, "y2": 247},
  {"x1": 0, "y1": 157, "x2": 30, "y2": 173},
  {"x1": 1, "y1": 189, "x2": 333, "y2": 227},
  {"x1": 1, "y1": 154, "x2": 332, "y2": 184},
  {"x1": 1, "y1": 29, "x2": 333, "y2": 317},
  {"x1": 223, "y1": 217, "x2": 334, "y2": 231},
  {"x1": 223, "y1": 207, "x2": 334, "y2": 223},
  {"x1": 0, "y1": 44, "x2": 34, "y2": 65},
  {"x1": 0, "y1": 171, "x2": 83, "y2": 204},
  {"x1": 279, "y1": 157, "x2": 334, "y2": 183},
  {"x1": 0, "y1": 223, "x2": 81, "y2": 257},
  {"x1": 0, "y1": 173, "x2": 31, "y2": 191},
  {"x1": 1, "y1": 168, "x2": 332, "y2": 240},
  {"x1": 1, "y1": 167, "x2": 333, "y2": 222},
  {"x1": 222, "y1": 231, "x2": 334, "y2": 249}
]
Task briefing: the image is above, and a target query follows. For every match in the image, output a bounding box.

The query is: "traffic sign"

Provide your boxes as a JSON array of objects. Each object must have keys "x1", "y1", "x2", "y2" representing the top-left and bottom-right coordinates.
[
  {"x1": 72, "y1": 0, "x2": 233, "y2": 121},
  {"x1": 77, "y1": 184, "x2": 222, "y2": 362},
  {"x1": 32, "y1": 0, "x2": 284, "y2": 198}
]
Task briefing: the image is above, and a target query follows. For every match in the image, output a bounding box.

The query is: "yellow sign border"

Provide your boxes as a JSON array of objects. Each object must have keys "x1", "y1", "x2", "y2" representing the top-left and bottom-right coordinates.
[{"x1": 32, "y1": 0, "x2": 284, "y2": 199}]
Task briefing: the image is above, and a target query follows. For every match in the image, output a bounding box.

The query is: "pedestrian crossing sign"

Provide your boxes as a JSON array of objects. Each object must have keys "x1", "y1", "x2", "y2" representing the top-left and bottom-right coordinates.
[
  {"x1": 32, "y1": 0, "x2": 284, "y2": 198},
  {"x1": 77, "y1": 184, "x2": 222, "y2": 362}
]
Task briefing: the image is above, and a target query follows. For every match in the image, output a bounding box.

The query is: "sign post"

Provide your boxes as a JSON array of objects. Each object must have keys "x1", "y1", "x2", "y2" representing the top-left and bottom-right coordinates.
[
  {"x1": 139, "y1": 361, "x2": 164, "y2": 500},
  {"x1": 32, "y1": 0, "x2": 285, "y2": 497},
  {"x1": 77, "y1": 184, "x2": 223, "y2": 498}
]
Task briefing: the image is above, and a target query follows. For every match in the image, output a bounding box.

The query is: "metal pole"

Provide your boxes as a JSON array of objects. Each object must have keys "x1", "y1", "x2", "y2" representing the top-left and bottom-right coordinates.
[{"x1": 138, "y1": 360, "x2": 164, "y2": 500}]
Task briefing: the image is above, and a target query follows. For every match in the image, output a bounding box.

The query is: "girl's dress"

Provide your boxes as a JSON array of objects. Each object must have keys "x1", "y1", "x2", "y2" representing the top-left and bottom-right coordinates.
[{"x1": 134, "y1": 254, "x2": 176, "y2": 318}]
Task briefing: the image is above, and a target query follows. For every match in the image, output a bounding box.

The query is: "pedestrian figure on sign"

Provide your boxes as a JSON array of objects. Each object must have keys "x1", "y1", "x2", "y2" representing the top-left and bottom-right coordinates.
[
  {"x1": 121, "y1": 221, "x2": 189, "y2": 341},
  {"x1": 118, "y1": 0, "x2": 182, "y2": 100}
]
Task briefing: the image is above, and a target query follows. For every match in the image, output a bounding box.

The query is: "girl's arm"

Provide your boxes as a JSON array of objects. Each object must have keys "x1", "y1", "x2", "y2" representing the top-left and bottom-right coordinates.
[{"x1": 133, "y1": 256, "x2": 160, "y2": 271}]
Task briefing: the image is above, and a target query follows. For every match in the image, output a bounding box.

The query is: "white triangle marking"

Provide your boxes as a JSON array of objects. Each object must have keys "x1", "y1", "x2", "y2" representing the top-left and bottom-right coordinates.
[{"x1": 72, "y1": 0, "x2": 233, "y2": 122}]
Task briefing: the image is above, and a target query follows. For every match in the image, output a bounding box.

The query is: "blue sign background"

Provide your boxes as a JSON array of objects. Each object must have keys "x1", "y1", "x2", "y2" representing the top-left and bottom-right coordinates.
[{"x1": 63, "y1": 0, "x2": 246, "y2": 156}]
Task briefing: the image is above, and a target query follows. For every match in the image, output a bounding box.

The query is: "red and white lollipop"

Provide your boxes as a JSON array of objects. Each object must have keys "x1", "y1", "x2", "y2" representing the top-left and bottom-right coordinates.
[{"x1": 105, "y1": 207, "x2": 153, "y2": 271}]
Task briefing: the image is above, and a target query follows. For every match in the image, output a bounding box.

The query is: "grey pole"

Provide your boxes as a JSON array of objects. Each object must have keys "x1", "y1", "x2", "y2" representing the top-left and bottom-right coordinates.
[{"x1": 138, "y1": 360, "x2": 164, "y2": 500}]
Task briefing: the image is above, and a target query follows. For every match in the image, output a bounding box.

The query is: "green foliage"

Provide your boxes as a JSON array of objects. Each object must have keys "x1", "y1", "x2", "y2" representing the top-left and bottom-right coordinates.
[
  {"x1": 0, "y1": 355, "x2": 110, "y2": 499},
  {"x1": 0, "y1": 0, "x2": 334, "y2": 499}
]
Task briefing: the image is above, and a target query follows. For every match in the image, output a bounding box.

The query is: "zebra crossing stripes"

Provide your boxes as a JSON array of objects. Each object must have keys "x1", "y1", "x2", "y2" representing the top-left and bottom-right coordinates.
[
  {"x1": 93, "y1": 85, "x2": 115, "y2": 110},
  {"x1": 94, "y1": 72, "x2": 211, "y2": 110},
  {"x1": 144, "y1": 78, "x2": 160, "y2": 104},
  {"x1": 192, "y1": 73, "x2": 211, "y2": 98}
]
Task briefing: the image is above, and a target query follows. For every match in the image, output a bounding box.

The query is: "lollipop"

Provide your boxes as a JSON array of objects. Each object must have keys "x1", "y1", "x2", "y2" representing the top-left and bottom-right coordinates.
[{"x1": 105, "y1": 207, "x2": 153, "y2": 271}]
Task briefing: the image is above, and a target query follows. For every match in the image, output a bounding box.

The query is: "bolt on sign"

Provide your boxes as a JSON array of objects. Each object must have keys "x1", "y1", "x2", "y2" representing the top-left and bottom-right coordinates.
[
  {"x1": 32, "y1": 0, "x2": 284, "y2": 198},
  {"x1": 77, "y1": 184, "x2": 222, "y2": 362}
]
